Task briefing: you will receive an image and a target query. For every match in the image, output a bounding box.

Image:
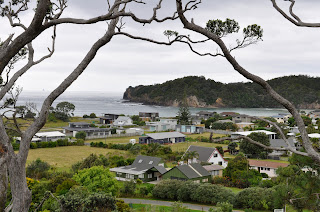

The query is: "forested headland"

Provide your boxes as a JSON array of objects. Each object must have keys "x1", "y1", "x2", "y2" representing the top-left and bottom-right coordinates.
[{"x1": 123, "y1": 75, "x2": 320, "y2": 109}]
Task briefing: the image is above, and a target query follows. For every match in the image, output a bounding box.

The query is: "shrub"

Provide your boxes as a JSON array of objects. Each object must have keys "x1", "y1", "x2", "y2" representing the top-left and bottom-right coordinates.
[
  {"x1": 83, "y1": 114, "x2": 89, "y2": 118},
  {"x1": 75, "y1": 131, "x2": 86, "y2": 140},
  {"x1": 56, "y1": 179, "x2": 78, "y2": 195},
  {"x1": 73, "y1": 166, "x2": 119, "y2": 195},
  {"x1": 48, "y1": 141, "x2": 57, "y2": 148},
  {"x1": 177, "y1": 181, "x2": 199, "y2": 202},
  {"x1": 26, "y1": 158, "x2": 51, "y2": 179},
  {"x1": 120, "y1": 180, "x2": 136, "y2": 196},
  {"x1": 89, "y1": 113, "x2": 97, "y2": 118},
  {"x1": 30, "y1": 142, "x2": 38, "y2": 149},
  {"x1": 152, "y1": 180, "x2": 183, "y2": 200},
  {"x1": 234, "y1": 187, "x2": 275, "y2": 210},
  {"x1": 57, "y1": 139, "x2": 69, "y2": 146},
  {"x1": 82, "y1": 192, "x2": 116, "y2": 212}
]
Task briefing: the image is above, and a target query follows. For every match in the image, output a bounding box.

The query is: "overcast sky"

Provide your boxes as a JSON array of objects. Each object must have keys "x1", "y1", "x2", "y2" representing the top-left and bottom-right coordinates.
[{"x1": 1, "y1": 0, "x2": 320, "y2": 94}]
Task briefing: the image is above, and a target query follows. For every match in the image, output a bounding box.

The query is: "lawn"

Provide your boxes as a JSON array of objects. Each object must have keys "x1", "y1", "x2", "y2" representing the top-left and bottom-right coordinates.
[
  {"x1": 130, "y1": 203, "x2": 203, "y2": 212},
  {"x1": 26, "y1": 146, "x2": 128, "y2": 171},
  {"x1": 170, "y1": 141, "x2": 228, "y2": 152},
  {"x1": 186, "y1": 132, "x2": 226, "y2": 139},
  {"x1": 87, "y1": 135, "x2": 141, "y2": 144}
]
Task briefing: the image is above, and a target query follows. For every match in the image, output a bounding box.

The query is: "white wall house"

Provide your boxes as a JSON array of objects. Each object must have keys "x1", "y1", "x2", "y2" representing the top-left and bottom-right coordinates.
[
  {"x1": 249, "y1": 160, "x2": 289, "y2": 178},
  {"x1": 231, "y1": 130, "x2": 277, "y2": 140},
  {"x1": 35, "y1": 131, "x2": 66, "y2": 142},
  {"x1": 184, "y1": 145, "x2": 228, "y2": 168},
  {"x1": 146, "y1": 119, "x2": 177, "y2": 132},
  {"x1": 113, "y1": 116, "x2": 133, "y2": 127}
]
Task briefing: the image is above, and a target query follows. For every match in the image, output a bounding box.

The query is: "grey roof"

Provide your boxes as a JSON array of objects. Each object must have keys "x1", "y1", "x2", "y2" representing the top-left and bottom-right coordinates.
[
  {"x1": 153, "y1": 166, "x2": 168, "y2": 174},
  {"x1": 176, "y1": 164, "x2": 210, "y2": 179},
  {"x1": 63, "y1": 127, "x2": 110, "y2": 132},
  {"x1": 110, "y1": 155, "x2": 164, "y2": 175},
  {"x1": 271, "y1": 115, "x2": 285, "y2": 118},
  {"x1": 69, "y1": 122, "x2": 90, "y2": 125},
  {"x1": 197, "y1": 111, "x2": 215, "y2": 115},
  {"x1": 186, "y1": 145, "x2": 216, "y2": 162},
  {"x1": 203, "y1": 164, "x2": 224, "y2": 171},
  {"x1": 115, "y1": 116, "x2": 131, "y2": 121},
  {"x1": 269, "y1": 138, "x2": 296, "y2": 148},
  {"x1": 146, "y1": 132, "x2": 186, "y2": 140}
]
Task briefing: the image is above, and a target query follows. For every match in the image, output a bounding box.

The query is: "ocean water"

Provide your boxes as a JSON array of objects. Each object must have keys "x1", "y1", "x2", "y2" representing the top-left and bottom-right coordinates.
[{"x1": 13, "y1": 91, "x2": 304, "y2": 117}]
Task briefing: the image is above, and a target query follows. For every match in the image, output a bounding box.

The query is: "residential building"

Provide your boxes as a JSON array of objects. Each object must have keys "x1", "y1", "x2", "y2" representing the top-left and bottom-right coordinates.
[
  {"x1": 203, "y1": 164, "x2": 224, "y2": 177},
  {"x1": 249, "y1": 160, "x2": 289, "y2": 178},
  {"x1": 113, "y1": 116, "x2": 133, "y2": 127},
  {"x1": 195, "y1": 111, "x2": 216, "y2": 120},
  {"x1": 162, "y1": 163, "x2": 211, "y2": 183},
  {"x1": 309, "y1": 110, "x2": 320, "y2": 119},
  {"x1": 110, "y1": 155, "x2": 167, "y2": 182},
  {"x1": 125, "y1": 128, "x2": 144, "y2": 135},
  {"x1": 35, "y1": 131, "x2": 66, "y2": 142},
  {"x1": 220, "y1": 112, "x2": 238, "y2": 117},
  {"x1": 63, "y1": 122, "x2": 111, "y2": 138},
  {"x1": 232, "y1": 114, "x2": 258, "y2": 123},
  {"x1": 139, "y1": 112, "x2": 159, "y2": 122},
  {"x1": 269, "y1": 138, "x2": 297, "y2": 156},
  {"x1": 308, "y1": 133, "x2": 320, "y2": 139},
  {"x1": 183, "y1": 145, "x2": 228, "y2": 168},
  {"x1": 271, "y1": 115, "x2": 286, "y2": 124},
  {"x1": 176, "y1": 125, "x2": 204, "y2": 134},
  {"x1": 231, "y1": 130, "x2": 277, "y2": 140},
  {"x1": 139, "y1": 132, "x2": 185, "y2": 144},
  {"x1": 99, "y1": 113, "x2": 120, "y2": 124},
  {"x1": 146, "y1": 119, "x2": 177, "y2": 132}
]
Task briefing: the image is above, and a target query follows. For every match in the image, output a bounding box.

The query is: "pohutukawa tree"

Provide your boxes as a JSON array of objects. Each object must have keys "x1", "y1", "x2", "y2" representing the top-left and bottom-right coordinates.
[{"x1": 0, "y1": 0, "x2": 198, "y2": 211}]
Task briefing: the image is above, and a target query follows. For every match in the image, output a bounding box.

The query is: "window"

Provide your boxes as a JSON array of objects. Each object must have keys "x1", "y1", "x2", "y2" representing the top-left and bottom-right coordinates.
[
  {"x1": 195, "y1": 180, "x2": 200, "y2": 183},
  {"x1": 148, "y1": 173, "x2": 153, "y2": 178},
  {"x1": 214, "y1": 154, "x2": 218, "y2": 157},
  {"x1": 149, "y1": 161, "x2": 153, "y2": 164},
  {"x1": 126, "y1": 173, "x2": 130, "y2": 179},
  {"x1": 138, "y1": 159, "x2": 143, "y2": 163},
  {"x1": 130, "y1": 175, "x2": 134, "y2": 179},
  {"x1": 202, "y1": 178, "x2": 208, "y2": 182},
  {"x1": 138, "y1": 174, "x2": 144, "y2": 178},
  {"x1": 267, "y1": 168, "x2": 270, "y2": 171},
  {"x1": 218, "y1": 161, "x2": 222, "y2": 165}
]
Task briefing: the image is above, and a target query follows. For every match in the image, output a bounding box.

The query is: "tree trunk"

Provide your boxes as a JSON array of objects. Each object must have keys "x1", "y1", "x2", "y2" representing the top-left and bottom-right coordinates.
[
  {"x1": 8, "y1": 158, "x2": 32, "y2": 212},
  {"x1": 209, "y1": 132, "x2": 213, "y2": 142},
  {"x1": 0, "y1": 163, "x2": 8, "y2": 211}
]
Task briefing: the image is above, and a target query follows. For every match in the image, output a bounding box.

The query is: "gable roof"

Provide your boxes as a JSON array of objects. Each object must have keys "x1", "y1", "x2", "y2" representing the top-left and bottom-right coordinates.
[
  {"x1": 269, "y1": 138, "x2": 296, "y2": 148},
  {"x1": 115, "y1": 116, "x2": 132, "y2": 122},
  {"x1": 146, "y1": 132, "x2": 185, "y2": 140},
  {"x1": 249, "y1": 160, "x2": 289, "y2": 169},
  {"x1": 203, "y1": 164, "x2": 224, "y2": 172},
  {"x1": 35, "y1": 131, "x2": 66, "y2": 137},
  {"x1": 176, "y1": 164, "x2": 210, "y2": 179},
  {"x1": 186, "y1": 145, "x2": 217, "y2": 162},
  {"x1": 109, "y1": 155, "x2": 163, "y2": 175}
]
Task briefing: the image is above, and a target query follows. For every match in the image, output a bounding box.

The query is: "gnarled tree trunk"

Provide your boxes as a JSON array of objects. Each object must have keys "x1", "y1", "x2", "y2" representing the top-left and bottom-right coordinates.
[{"x1": 0, "y1": 163, "x2": 8, "y2": 211}]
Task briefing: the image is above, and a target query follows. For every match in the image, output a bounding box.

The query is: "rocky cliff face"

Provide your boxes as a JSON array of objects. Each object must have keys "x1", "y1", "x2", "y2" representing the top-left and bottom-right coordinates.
[{"x1": 123, "y1": 87, "x2": 226, "y2": 108}]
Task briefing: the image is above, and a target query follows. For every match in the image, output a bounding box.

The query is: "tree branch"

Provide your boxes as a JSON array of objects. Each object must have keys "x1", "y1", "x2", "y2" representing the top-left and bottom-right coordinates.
[
  {"x1": 271, "y1": 0, "x2": 320, "y2": 27},
  {"x1": 176, "y1": 0, "x2": 320, "y2": 163}
]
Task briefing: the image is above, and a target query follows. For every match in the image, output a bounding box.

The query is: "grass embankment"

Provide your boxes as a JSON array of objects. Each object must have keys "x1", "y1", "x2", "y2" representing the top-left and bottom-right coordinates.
[
  {"x1": 26, "y1": 146, "x2": 127, "y2": 171},
  {"x1": 87, "y1": 136, "x2": 141, "y2": 144}
]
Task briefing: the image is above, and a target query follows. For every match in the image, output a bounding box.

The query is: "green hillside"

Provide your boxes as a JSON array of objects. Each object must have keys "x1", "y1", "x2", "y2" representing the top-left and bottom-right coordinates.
[{"x1": 123, "y1": 75, "x2": 320, "y2": 108}]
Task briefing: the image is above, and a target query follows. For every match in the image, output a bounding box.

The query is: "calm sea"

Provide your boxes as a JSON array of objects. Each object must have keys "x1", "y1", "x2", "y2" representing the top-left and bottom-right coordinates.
[{"x1": 13, "y1": 91, "x2": 305, "y2": 117}]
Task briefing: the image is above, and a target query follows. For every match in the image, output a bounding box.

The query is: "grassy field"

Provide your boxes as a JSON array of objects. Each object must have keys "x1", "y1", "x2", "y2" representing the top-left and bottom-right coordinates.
[
  {"x1": 87, "y1": 136, "x2": 141, "y2": 144},
  {"x1": 26, "y1": 146, "x2": 128, "y2": 171},
  {"x1": 186, "y1": 132, "x2": 226, "y2": 139},
  {"x1": 170, "y1": 141, "x2": 228, "y2": 152}
]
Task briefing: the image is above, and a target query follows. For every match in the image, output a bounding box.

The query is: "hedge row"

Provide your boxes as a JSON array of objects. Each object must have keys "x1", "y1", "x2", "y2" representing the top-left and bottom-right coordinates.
[
  {"x1": 12, "y1": 139, "x2": 84, "y2": 151},
  {"x1": 90, "y1": 142, "x2": 133, "y2": 150}
]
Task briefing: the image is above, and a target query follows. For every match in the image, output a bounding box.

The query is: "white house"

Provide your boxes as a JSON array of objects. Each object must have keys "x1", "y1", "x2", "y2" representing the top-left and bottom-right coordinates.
[
  {"x1": 113, "y1": 116, "x2": 133, "y2": 127},
  {"x1": 249, "y1": 160, "x2": 289, "y2": 178},
  {"x1": 183, "y1": 145, "x2": 228, "y2": 168},
  {"x1": 125, "y1": 128, "x2": 144, "y2": 135},
  {"x1": 146, "y1": 119, "x2": 177, "y2": 132},
  {"x1": 35, "y1": 131, "x2": 67, "y2": 142},
  {"x1": 231, "y1": 130, "x2": 277, "y2": 140}
]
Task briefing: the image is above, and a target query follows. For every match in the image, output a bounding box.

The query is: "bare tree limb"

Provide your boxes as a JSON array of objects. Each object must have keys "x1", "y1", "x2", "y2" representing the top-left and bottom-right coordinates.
[
  {"x1": 271, "y1": 0, "x2": 320, "y2": 27},
  {"x1": 175, "y1": 0, "x2": 320, "y2": 163}
]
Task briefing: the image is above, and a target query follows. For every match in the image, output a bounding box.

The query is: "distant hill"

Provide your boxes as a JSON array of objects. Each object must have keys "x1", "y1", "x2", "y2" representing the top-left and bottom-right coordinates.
[{"x1": 123, "y1": 75, "x2": 320, "y2": 109}]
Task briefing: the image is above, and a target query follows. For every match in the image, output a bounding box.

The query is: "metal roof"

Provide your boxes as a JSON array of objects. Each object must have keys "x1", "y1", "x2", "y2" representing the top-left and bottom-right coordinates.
[
  {"x1": 176, "y1": 164, "x2": 210, "y2": 179},
  {"x1": 269, "y1": 138, "x2": 296, "y2": 148},
  {"x1": 186, "y1": 145, "x2": 217, "y2": 162},
  {"x1": 146, "y1": 132, "x2": 185, "y2": 140},
  {"x1": 35, "y1": 131, "x2": 66, "y2": 137},
  {"x1": 203, "y1": 164, "x2": 224, "y2": 171},
  {"x1": 232, "y1": 130, "x2": 277, "y2": 136}
]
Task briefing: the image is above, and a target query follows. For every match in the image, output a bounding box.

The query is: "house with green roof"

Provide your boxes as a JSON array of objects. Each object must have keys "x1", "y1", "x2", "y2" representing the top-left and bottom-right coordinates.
[
  {"x1": 109, "y1": 155, "x2": 167, "y2": 182},
  {"x1": 162, "y1": 163, "x2": 211, "y2": 183}
]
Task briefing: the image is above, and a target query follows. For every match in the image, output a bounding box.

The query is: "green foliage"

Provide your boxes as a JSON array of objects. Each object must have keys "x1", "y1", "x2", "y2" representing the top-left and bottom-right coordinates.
[
  {"x1": 152, "y1": 180, "x2": 235, "y2": 205},
  {"x1": 243, "y1": 24, "x2": 263, "y2": 39},
  {"x1": 170, "y1": 201, "x2": 188, "y2": 212},
  {"x1": 72, "y1": 166, "x2": 119, "y2": 195},
  {"x1": 56, "y1": 179, "x2": 78, "y2": 195},
  {"x1": 75, "y1": 131, "x2": 86, "y2": 140},
  {"x1": 206, "y1": 19, "x2": 240, "y2": 37},
  {"x1": 72, "y1": 154, "x2": 109, "y2": 173},
  {"x1": 240, "y1": 132, "x2": 270, "y2": 158},
  {"x1": 50, "y1": 101, "x2": 75, "y2": 122},
  {"x1": 216, "y1": 146, "x2": 224, "y2": 157},
  {"x1": 177, "y1": 103, "x2": 191, "y2": 125},
  {"x1": 120, "y1": 180, "x2": 136, "y2": 196},
  {"x1": 89, "y1": 113, "x2": 97, "y2": 118},
  {"x1": 234, "y1": 187, "x2": 275, "y2": 210},
  {"x1": 227, "y1": 142, "x2": 237, "y2": 154},
  {"x1": 163, "y1": 30, "x2": 179, "y2": 41},
  {"x1": 215, "y1": 202, "x2": 233, "y2": 212},
  {"x1": 82, "y1": 192, "x2": 117, "y2": 212},
  {"x1": 26, "y1": 158, "x2": 51, "y2": 179},
  {"x1": 125, "y1": 75, "x2": 320, "y2": 108}
]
